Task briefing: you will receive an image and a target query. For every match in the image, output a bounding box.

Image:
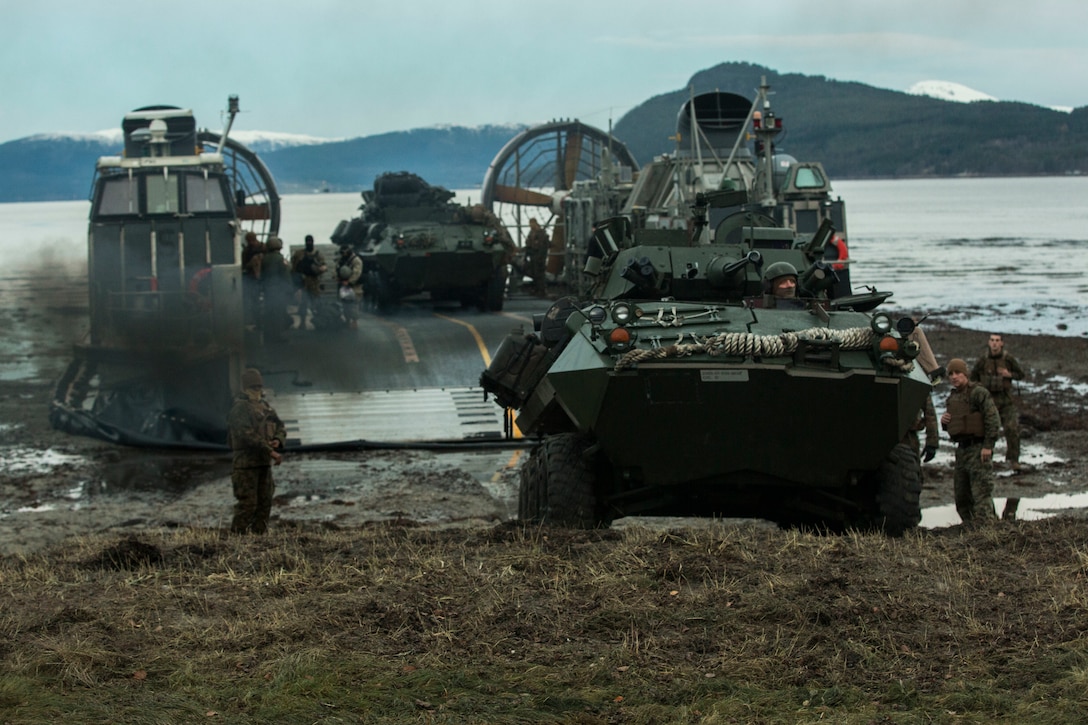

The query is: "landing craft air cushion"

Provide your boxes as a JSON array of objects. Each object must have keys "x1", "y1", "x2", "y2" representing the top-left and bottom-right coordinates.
[{"x1": 51, "y1": 97, "x2": 280, "y2": 444}]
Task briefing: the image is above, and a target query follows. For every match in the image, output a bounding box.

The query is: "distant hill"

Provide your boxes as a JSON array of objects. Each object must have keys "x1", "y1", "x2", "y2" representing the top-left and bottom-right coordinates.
[
  {"x1": 612, "y1": 62, "x2": 1088, "y2": 178},
  {"x1": 263, "y1": 125, "x2": 526, "y2": 194},
  {"x1": 0, "y1": 136, "x2": 110, "y2": 202},
  {"x1": 0, "y1": 126, "x2": 525, "y2": 202},
  {"x1": 1, "y1": 61, "x2": 1085, "y2": 203}
]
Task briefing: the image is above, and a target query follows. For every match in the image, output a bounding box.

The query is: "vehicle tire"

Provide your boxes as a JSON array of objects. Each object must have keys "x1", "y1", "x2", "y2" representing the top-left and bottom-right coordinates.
[
  {"x1": 363, "y1": 270, "x2": 379, "y2": 312},
  {"x1": 480, "y1": 265, "x2": 507, "y2": 312},
  {"x1": 373, "y1": 269, "x2": 397, "y2": 314},
  {"x1": 518, "y1": 443, "x2": 546, "y2": 522},
  {"x1": 519, "y1": 433, "x2": 608, "y2": 528},
  {"x1": 857, "y1": 442, "x2": 923, "y2": 536}
]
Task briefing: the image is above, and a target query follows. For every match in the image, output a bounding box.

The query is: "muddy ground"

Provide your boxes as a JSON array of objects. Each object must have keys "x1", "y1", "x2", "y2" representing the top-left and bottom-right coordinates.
[{"x1": 2, "y1": 285, "x2": 1087, "y2": 557}]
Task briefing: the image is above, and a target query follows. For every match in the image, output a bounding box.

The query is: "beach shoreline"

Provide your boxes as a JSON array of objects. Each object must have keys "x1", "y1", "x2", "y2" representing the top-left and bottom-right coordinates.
[{"x1": 2, "y1": 293, "x2": 1086, "y2": 556}]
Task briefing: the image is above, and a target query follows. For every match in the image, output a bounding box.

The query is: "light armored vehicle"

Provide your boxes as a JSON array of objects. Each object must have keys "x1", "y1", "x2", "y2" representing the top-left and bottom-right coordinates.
[
  {"x1": 331, "y1": 172, "x2": 511, "y2": 313},
  {"x1": 481, "y1": 191, "x2": 931, "y2": 534}
]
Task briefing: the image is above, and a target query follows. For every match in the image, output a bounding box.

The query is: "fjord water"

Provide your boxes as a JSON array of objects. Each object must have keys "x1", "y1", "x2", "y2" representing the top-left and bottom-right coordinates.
[
  {"x1": 836, "y1": 176, "x2": 1088, "y2": 336},
  {"x1": 2, "y1": 176, "x2": 1086, "y2": 336}
]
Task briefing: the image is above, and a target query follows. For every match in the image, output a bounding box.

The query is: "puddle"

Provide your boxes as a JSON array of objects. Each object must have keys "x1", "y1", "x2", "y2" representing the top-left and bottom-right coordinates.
[
  {"x1": 920, "y1": 439, "x2": 1077, "y2": 528},
  {"x1": 924, "y1": 440, "x2": 1065, "y2": 471},
  {"x1": 1020, "y1": 374, "x2": 1088, "y2": 401},
  {"x1": 93, "y1": 452, "x2": 231, "y2": 496},
  {"x1": 922, "y1": 493, "x2": 1088, "y2": 528},
  {"x1": 3, "y1": 446, "x2": 87, "y2": 474}
]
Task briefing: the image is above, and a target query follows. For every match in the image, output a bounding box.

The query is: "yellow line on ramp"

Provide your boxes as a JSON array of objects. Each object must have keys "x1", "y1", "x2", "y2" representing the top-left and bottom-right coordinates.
[
  {"x1": 434, "y1": 312, "x2": 523, "y2": 439},
  {"x1": 433, "y1": 312, "x2": 492, "y2": 366}
]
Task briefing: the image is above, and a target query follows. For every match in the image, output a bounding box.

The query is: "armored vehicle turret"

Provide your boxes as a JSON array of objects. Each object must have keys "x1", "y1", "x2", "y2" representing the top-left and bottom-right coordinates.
[
  {"x1": 481, "y1": 191, "x2": 931, "y2": 535},
  {"x1": 332, "y1": 172, "x2": 513, "y2": 313}
]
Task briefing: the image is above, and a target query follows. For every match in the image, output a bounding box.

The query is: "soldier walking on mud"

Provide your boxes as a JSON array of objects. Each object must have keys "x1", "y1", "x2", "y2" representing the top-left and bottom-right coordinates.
[
  {"x1": 941, "y1": 358, "x2": 1002, "y2": 525},
  {"x1": 227, "y1": 368, "x2": 287, "y2": 534},
  {"x1": 524, "y1": 218, "x2": 550, "y2": 296},
  {"x1": 970, "y1": 333, "x2": 1025, "y2": 470}
]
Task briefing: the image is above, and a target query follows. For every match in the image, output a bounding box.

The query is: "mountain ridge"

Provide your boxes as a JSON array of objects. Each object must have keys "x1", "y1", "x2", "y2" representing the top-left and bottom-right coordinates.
[{"x1": 1, "y1": 62, "x2": 1085, "y2": 203}]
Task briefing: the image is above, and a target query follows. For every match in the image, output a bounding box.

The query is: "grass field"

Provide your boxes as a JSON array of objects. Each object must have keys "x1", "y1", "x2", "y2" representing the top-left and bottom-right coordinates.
[{"x1": 3, "y1": 517, "x2": 1088, "y2": 723}]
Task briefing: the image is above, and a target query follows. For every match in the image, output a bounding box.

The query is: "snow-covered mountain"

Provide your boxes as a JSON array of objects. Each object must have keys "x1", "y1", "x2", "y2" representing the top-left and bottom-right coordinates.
[
  {"x1": 24, "y1": 129, "x2": 339, "y2": 153},
  {"x1": 907, "y1": 80, "x2": 1073, "y2": 112},
  {"x1": 906, "y1": 80, "x2": 997, "y2": 104},
  {"x1": 227, "y1": 130, "x2": 340, "y2": 152}
]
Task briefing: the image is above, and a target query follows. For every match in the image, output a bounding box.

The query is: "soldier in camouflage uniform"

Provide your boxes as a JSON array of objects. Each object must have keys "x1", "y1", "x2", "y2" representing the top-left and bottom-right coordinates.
[
  {"x1": 940, "y1": 358, "x2": 1002, "y2": 525},
  {"x1": 970, "y1": 333, "x2": 1025, "y2": 470},
  {"x1": 241, "y1": 231, "x2": 264, "y2": 326},
  {"x1": 260, "y1": 237, "x2": 292, "y2": 343},
  {"x1": 524, "y1": 218, "x2": 550, "y2": 296},
  {"x1": 905, "y1": 392, "x2": 939, "y2": 463},
  {"x1": 227, "y1": 368, "x2": 287, "y2": 534}
]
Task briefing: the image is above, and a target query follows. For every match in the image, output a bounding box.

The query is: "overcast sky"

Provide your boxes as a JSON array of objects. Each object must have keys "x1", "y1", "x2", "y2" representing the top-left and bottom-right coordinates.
[{"x1": 2, "y1": 0, "x2": 1084, "y2": 144}]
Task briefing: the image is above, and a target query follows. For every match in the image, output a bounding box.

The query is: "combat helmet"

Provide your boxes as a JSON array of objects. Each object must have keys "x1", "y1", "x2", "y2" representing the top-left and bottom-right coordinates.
[{"x1": 762, "y1": 261, "x2": 797, "y2": 289}]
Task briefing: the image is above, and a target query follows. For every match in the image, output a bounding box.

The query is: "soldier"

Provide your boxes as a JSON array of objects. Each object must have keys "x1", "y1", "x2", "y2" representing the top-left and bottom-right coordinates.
[
  {"x1": 227, "y1": 368, "x2": 286, "y2": 534},
  {"x1": 336, "y1": 244, "x2": 363, "y2": 330},
  {"x1": 758, "y1": 262, "x2": 802, "y2": 308},
  {"x1": 970, "y1": 333, "x2": 1025, "y2": 470},
  {"x1": 905, "y1": 393, "x2": 939, "y2": 463},
  {"x1": 241, "y1": 231, "x2": 264, "y2": 326},
  {"x1": 940, "y1": 358, "x2": 1002, "y2": 525},
  {"x1": 524, "y1": 218, "x2": 550, "y2": 296},
  {"x1": 290, "y1": 235, "x2": 327, "y2": 330},
  {"x1": 260, "y1": 237, "x2": 292, "y2": 342}
]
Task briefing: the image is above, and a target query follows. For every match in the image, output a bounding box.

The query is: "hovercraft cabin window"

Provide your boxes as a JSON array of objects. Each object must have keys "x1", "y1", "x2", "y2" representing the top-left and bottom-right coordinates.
[
  {"x1": 96, "y1": 177, "x2": 137, "y2": 216},
  {"x1": 792, "y1": 166, "x2": 826, "y2": 189},
  {"x1": 185, "y1": 175, "x2": 229, "y2": 213},
  {"x1": 146, "y1": 174, "x2": 180, "y2": 214}
]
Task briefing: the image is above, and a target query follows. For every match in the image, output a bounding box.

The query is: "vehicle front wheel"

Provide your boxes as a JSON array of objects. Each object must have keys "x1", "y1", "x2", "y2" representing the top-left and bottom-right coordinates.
[
  {"x1": 519, "y1": 433, "x2": 609, "y2": 528},
  {"x1": 480, "y1": 265, "x2": 507, "y2": 312},
  {"x1": 854, "y1": 442, "x2": 923, "y2": 536},
  {"x1": 370, "y1": 269, "x2": 397, "y2": 314}
]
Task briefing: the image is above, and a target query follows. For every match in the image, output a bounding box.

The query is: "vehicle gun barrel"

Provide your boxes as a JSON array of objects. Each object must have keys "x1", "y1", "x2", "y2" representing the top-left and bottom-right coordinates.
[{"x1": 707, "y1": 250, "x2": 763, "y2": 287}]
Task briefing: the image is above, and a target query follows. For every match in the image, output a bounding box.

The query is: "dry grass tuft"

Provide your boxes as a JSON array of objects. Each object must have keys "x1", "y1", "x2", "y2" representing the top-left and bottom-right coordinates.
[{"x1": 2, "y1": 517, "x2": 1088, "y2": 722}]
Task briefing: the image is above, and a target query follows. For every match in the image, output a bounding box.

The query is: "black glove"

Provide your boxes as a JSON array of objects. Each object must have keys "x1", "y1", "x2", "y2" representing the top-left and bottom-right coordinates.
[{"x1": 922, "y1": 445, "x2": 937, "y2": 462}]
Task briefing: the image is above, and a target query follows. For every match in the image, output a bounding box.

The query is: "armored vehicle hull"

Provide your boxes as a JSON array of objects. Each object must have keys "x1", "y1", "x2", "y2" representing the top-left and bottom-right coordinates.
[
  {"x1": 482, "y1": 194, "x2": 932, "y2": 535},
  {"x1": 332, "y1": 172, "x2": 511, "y2": 313}
]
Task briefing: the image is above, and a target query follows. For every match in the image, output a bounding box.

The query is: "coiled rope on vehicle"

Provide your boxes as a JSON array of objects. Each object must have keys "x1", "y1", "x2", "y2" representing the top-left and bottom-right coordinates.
[{"x1": 613, "y1": 326, "x2": 875, "y2": 370}]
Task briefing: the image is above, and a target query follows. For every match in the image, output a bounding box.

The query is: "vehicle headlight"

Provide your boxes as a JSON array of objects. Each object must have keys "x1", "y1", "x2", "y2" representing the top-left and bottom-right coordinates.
[
  {"x1": 612, "y1": 303, "x2": 633, "y2": 324},
  {"x1": 587, "y1": 305, "x2": 608, "y2": 325},
  {"x1": 870, "y1": 313, "x2": 893, "y2": 334}
]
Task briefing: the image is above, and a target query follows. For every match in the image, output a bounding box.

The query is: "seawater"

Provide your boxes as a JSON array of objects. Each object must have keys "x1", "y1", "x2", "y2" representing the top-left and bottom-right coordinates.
[
  {"x1": 837, "y1": 176, "x2": 1088, "y2": 337},
  {"x1": 2, "y1": 176, "x2": 1086, "y2": 335}
]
